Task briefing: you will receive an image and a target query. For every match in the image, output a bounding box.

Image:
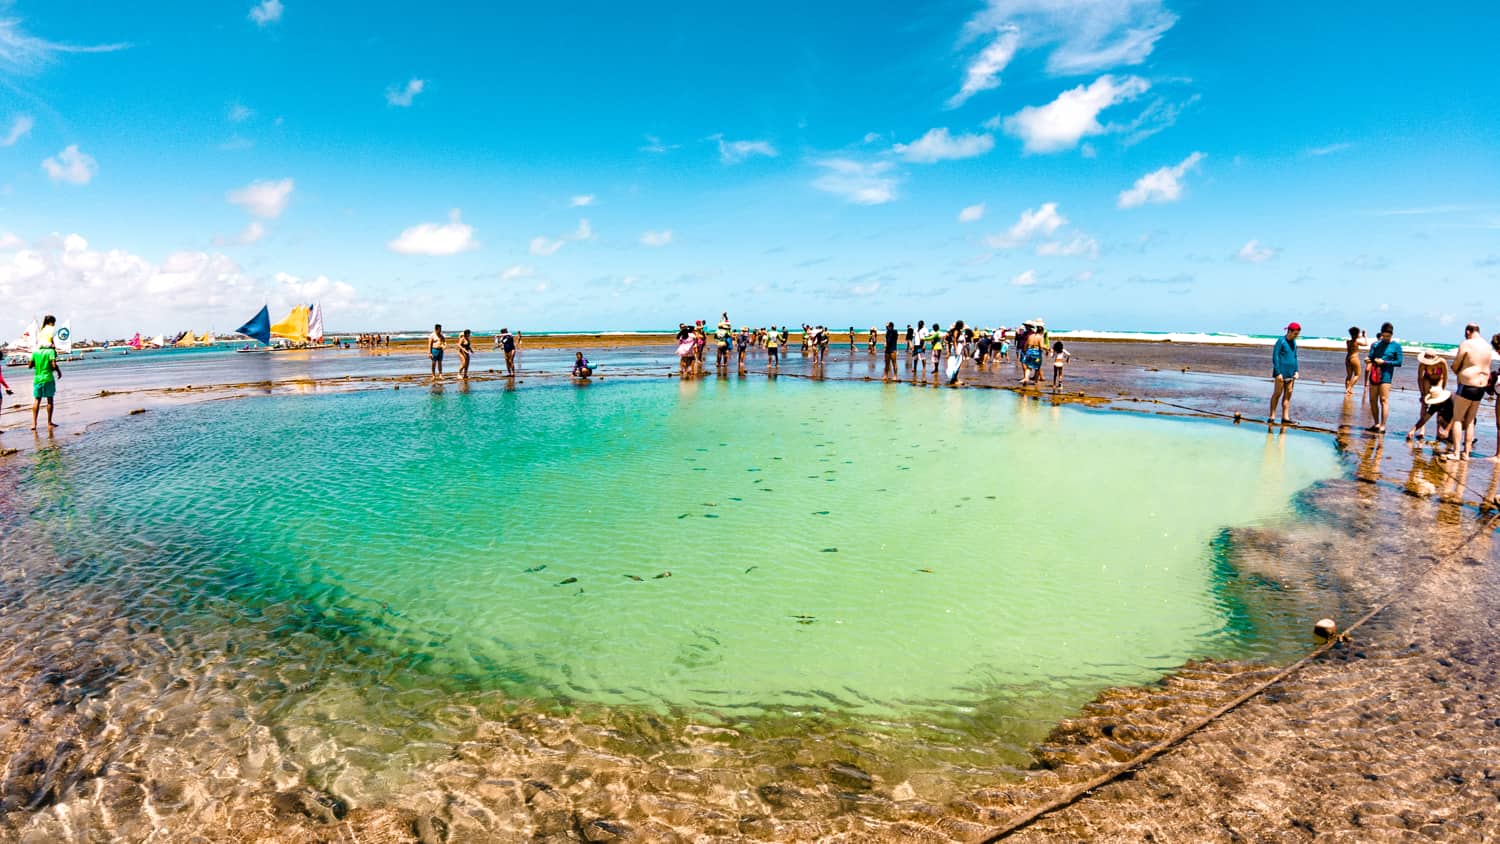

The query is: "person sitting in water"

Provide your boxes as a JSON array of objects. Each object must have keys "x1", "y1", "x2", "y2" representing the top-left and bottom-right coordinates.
[{"x1": 572, "y1": 352, "x2": 594, "y2": 378}]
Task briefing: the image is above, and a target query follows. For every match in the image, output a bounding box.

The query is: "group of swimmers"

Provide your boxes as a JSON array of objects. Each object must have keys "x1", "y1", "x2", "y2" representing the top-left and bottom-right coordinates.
[{"x1": 1271, "y1": 320, "x2": 1500, "y2": 460}]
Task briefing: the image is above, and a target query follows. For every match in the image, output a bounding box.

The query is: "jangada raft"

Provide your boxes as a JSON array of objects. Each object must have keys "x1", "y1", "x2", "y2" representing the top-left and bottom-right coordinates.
[{"x1": 234, "y1": 303, "x2": 330, "y2": 352}]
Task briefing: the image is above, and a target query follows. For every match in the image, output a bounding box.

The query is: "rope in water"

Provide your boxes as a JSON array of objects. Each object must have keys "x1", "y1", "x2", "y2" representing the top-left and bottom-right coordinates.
[{"x1": 975, "y1": 505, "x2": 1498, "y2": 842}]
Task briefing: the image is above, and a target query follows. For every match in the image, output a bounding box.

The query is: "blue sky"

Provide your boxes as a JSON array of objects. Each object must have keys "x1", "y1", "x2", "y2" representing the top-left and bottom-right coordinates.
[{"x1": 1, "y1": 0, "x2": 1497, "y2": 339}]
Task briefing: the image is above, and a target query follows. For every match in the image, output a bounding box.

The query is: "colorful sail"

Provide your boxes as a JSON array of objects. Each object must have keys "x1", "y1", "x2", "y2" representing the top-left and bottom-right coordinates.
[
  {"x1": 307, "y1": 303, "x2": 324, "y2": 344},
  {"x1": 128, "y1": 333, "x2": 143, "y2": 350},
  {"x1": 175, "y1": 330, "x2": 196, "y2": 348},
  {"x1": 236, "y1": 305, "x2": 272, "y2": 345},
  {"x1": 270, "y1": 305, "x2": 310, "y2": 344},
  {"x1": 197, "y1": 332, "x2": 215, "y2": 344},
  {"x1": 54, "y1": 320, "x2": 73, "y2": 353}
]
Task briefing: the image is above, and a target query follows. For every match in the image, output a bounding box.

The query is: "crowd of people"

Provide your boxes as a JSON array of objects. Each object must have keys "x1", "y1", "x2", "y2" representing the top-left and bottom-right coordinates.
[
  {"x1": 661, "y1": 316, "x2": 1071, "y2": 388},
  {"x1": 1271, "y1": 320, "x2": 1500, "y2": 461}
]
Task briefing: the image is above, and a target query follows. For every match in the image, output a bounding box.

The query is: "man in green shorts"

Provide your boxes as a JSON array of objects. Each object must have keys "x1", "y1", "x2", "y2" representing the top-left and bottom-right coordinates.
[{"x1": 30, "y1": 340, "x2": 61, "y2": 431}]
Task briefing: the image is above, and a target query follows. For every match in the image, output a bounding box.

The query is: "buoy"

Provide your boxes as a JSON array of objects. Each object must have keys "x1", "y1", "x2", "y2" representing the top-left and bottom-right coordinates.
[{"x1": 1313, "y1": 618, "x2": 1338, "y2": 640}]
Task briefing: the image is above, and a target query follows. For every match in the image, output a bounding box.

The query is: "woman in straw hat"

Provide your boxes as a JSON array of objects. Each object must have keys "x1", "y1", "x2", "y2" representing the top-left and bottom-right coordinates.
[
  {"x1": 1407, "y1": 385, "x2": 1455, "y2": 448},
  {"x1": 1408, "y1": 349, "x2": 1449, "y2": 441}
]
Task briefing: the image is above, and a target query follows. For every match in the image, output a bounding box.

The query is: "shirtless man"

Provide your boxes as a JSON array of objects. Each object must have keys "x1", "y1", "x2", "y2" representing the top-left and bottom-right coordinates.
[
  {"x1": 428, "y1": 324, "x2": 445, "y2": 378},
  {"x1": 1450, "y1": 323, "x2": 1495, "y2": 461}
]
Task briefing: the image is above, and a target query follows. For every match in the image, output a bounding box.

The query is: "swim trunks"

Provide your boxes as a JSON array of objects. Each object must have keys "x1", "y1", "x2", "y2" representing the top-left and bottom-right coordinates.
[
  {"x1": 1457, "y1": 384, "x2": 1487, "y2": 401},
  {"x1": 34, "y1": 380, "x2": 55, "y2": 400},
  {"x1": 430, "y1": 348, "x2": 444, "y2": 361}
]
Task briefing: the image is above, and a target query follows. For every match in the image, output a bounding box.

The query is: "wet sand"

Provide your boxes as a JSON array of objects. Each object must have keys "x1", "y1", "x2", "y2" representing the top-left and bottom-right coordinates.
[{"x1": 1, "y1": 339, "x2": 1498, "y2": 842}]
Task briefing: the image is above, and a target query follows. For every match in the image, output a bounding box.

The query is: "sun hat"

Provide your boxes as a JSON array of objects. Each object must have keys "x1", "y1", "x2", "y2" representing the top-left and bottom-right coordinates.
[
  {"x1": 1423, "y1": 385, "x2": 1452, "y2": 405},
  {"x1": 1417, "y1": 350, "x2": 1443, "y2": 366},
  {"x1": 1285, "y1": 322, "x2": 1301, "y2": 332}
]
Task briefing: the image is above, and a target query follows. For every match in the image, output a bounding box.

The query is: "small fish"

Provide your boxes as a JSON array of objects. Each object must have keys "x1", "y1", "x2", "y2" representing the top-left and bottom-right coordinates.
[
  {"x1": 556, "y1": 577, "x2": 578, "y2": 586},
  {"x1": 678, "y1": 514, "x2": 690, "y2": 519},
  {"x1": 702, "y1": 502, "x2": 718, "y2": 507},
  {"x1": 745, "y1": 565, "x2": 758, "y2": 574},
  {"x1": 704, "y1": 514, "x2": 719, "y2": 519},
  {"x1": 653, "y1": 571, "x2": 672, "y2": 579},
  {"x1": 790, "y1": 614, "x2": 816, "y2": 620},
  {"x1": 813, "y1": 510, "x2": 830, "y2": 515},
  {"x1": 821, "y1": 547, "x2": 838, "y2": 553},
  {"x1": 917, "y1": 568, "x2": 934, "y2": 573},
  {"x1": 729, "y1": 497, "x2": 743, "y2": 501},
  {"x1": 524, "y1": 564, "x2": 547, "y2": 573},
  {"x1": 797, "y1": 619, "x2": 817, "y2": 625},
  {"x1": 623, "y1": 575, "x2": 644, "y2": 581}
]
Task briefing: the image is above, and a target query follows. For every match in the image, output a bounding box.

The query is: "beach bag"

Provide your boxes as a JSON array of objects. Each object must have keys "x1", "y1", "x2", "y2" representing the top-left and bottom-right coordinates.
[{"x1": 1368, "y1": 362, "x2": 1381, "y2": 386}]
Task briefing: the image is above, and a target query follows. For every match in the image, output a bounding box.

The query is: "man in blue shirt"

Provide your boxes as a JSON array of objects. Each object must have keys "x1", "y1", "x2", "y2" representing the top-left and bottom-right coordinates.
[
  {"x1": 1270, "y1": 321, "x2": 1300, "y2": 425},
  {"x1": 1366, "y1": 321, "x2": 1403, "y2": 434}
]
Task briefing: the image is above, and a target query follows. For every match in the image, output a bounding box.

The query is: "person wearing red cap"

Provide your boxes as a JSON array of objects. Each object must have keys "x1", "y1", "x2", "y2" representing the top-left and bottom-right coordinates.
[{"x1": 1270, "y1": 322, "x2": 1301, "y2": 425}]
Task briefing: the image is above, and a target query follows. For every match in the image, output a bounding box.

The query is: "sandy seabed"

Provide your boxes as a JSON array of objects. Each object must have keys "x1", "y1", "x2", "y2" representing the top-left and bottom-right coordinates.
[{"x1": 1, "y1": 338, "x2": 1498, "y2": 842}]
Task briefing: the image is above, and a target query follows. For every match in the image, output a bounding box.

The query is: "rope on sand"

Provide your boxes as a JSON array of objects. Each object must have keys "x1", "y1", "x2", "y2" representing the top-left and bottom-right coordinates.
[{"x1": 976, "y1": 506, "x2": 1499, "y2": 842}]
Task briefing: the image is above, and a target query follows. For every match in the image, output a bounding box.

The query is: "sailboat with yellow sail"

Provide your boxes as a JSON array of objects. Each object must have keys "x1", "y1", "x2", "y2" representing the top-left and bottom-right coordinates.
[{"x1": 235, "y1": 302, "x2": 330, "y2": 352}]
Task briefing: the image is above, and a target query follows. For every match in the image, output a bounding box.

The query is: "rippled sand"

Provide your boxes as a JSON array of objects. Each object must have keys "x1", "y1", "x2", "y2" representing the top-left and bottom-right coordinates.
[{"x1": 2, "y1": 342, "x2": 1498, "y2": 842}]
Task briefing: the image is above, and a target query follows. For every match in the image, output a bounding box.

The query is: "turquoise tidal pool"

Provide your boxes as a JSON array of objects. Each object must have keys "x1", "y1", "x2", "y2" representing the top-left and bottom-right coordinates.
[{"x1": 32, "y1": 377, "x2": 1342, "y2": 726}]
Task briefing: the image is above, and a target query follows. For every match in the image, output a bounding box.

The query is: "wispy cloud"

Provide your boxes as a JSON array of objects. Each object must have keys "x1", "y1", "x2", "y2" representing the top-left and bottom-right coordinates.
[
  {"x1": 1366, "y1": 204, "x2": 1495, "y2": 217},
  {"x1": 227, "y1": 178, "x2": 294, "y2": 218},
  {"x1": 386, "y1": 78, "x2": 425, "y2": 107},
  {"x1": 248, "y1": 0, "x2": 283, "y2": 27},
  {"x1": 1305, "y1": 141, "x2": 1352, "y2": 157},
  {"x1": 1347, "y1": 254, "x2": 1390, "y2": 270},
  {"x1": 570, "y1": 194, "x2": 595, "y2": 207},
  {"x1": 529, "y1": 237, "x2": 564, "y2": 256},
  {"x1": 1011, "y1": 269, "x2": 1037, "y2": 287},
  {"x1": 1117, "y1": 151, "x2": 1204, "y2": 209},
  {"x1": 958, "y1": 203, "x2": 985, "y2": 223},
  {"x1": 1235, "y1": 239, "x2": 1276, "y2": 263},
  {"x1": 892, "y1": 128, "x2": 994, "y2": 163},
  {"x1": 810, "y1": 158, "x2": 898, "y2": 205},
  {"x1": 640, "y1": 135, "x2": 679, "y2": 154},
  {"x1": 712, "y1": 135, "x2": 777, "y2": 164},
  {"x1": 1003, "y1": 75, "x2": 1150, "y2": 154},
  {"x1": 499, "y1": 265, "x2": 534, "y2": 281},
  {"x1": 41, "y1": 144, "x2": 97, "y2": 185},
  {"x1": 0, "y1": 17, "x2": 129, "y2": 74},
  {"x1": 947, "y1": 27, "x2": 1019, "y2": 109},
  {"x1": 2, "y1": 114, "x2": 33, "y2": 147},
  {"x1": 389, "y1": 210, "x2": 479, "y2": 256},
  {"x1": 640, "y1": 229, "x2": 673, "y2": 247},
  {"x1": 228, "y1": 103, "x2": 254, "y2": 123},
  {"x1": 571, "y1": 218, "x2": 595, "y2": 241},
  {"x1": 960, "y1": 0, "x2": 1177, "y2": 79},
  {"x1": 1036, "y1": 235, "x2": 1099, "y2": 258}
]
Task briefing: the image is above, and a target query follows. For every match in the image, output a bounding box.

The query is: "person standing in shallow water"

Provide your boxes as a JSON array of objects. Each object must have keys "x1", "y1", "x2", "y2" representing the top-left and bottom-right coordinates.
[
  {"x1": 457, "y1": 329, "x2": 473, "y2": 379},
  {"x1": 428, "y1": 324, "x2": 445, "y2": 378},
  {"x1": 883, "y1": 321, "x2": 899, "y2": 380},
  {"x1": 1366, "y1": 321, "x2": 1402, "y2": 434},
  {"x1": 497, "y1": 328, "x2": 517, "y2": 376},
  {"x1": 30, "y1": 339, "x2": 60, "y2": 431},
  {"x1": 1269, "y1": 322, "x2": 1300, "y2": 425},
  {"x1": 1450, "y1": 323, "x2": 1494, "y2": 461},
  {"x1": 1344, "y1": 326, "x2": 1362, "y2": 396}
]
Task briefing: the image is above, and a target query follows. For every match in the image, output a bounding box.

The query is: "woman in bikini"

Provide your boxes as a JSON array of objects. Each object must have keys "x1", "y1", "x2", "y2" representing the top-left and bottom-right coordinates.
[{"x1": 1344, "y1": 326, "x2": 1362, "y2": 396}]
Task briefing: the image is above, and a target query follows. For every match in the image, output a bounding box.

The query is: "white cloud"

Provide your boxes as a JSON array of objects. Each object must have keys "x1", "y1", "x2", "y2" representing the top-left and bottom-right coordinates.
[
  {"x1": 1003, "y1": 74, "x2": 1149, "y2": 154},
  {"x1": 499, "y1": 265, "x2": 534, "y2": 281},
  {"x1": 529, "y1": 237, "x2": 564, "y2": 256},
  {"x1": 41, "y1": 145, "x2": 97, "y2": 185},
  {"x1": 226, "y1": 177, "x2": 294, "y2": 218},
  {"x1": 948, "y1": 27, "x2": 1020, "y2": 109},
  {"x1": 962, "y1": 0, "x2": 1177, "y2": 77},
  {"x1": 0, "y1": 17, "x2": 130, "y2": 74},
  {"x1": 892, "y1": 127, "x2": 995, "y2": 163},
  {"x1": 570, "y1": 194, "x2": 595, "y2": 207},
  {"x1": 0, "y1": 232, "x2": 25, "y2": 250},
  {"x1": 2, "y1": 115, "x2": 34, "y2": 147},
  {"x1": 987, "y1": 202, "x2": 1066, "y2": 248},
  {"x1": 640, "y1": 229, "x2": 673, "y2": 247},
  {"x1": 571, "y1": 218, "x2": 595, "y2": 241},
  {"x1": 1011, "y1": 269, "x2": 1038, "y2": 287},
  {"x1": 271, "y1": 271, "x2": 361, "y2": 313},
  {"x1": 811, "y1": 158, "x2": 898, "y2": 205},
  {"x1": 217, "y1": 221, "x2": 265, "y2": 246},
  {"x1": 248, "y1": 0, "x2": 283, "y2": 27},
  {"x1": 1036, "y1": 235, "x2": 1099, "y2": 258},
  {"x1": 228, "y1": 103, "x2": 254, "y2": 123},
  {"x1": 1117, "y1": 151, "x2": 1205, "y2": 208},
  {"x1": 386, "y1": 78, "x2": 425, "y2": 107},
  {"x1": 958, "y1": 203, "x2": 986, "y2": 223},
  {"x1": 1236, "y1": 239, "x2": 1276, "y2": 263},
  {"x1": 861, "y1": 132, "x2": 882, "y2": 144},
  {"x1": 388, "y1": 209, "x2": 479, "y2": 256},
  {"x1": 640, "y1": 135, "x2": 679, "y2": 154},
  {"x1": 713, "y1": 135, "x2": 777, "y2": 164},
  {"x1": 1306, "y1": 142, "x2": 1352, "y2": 157}
]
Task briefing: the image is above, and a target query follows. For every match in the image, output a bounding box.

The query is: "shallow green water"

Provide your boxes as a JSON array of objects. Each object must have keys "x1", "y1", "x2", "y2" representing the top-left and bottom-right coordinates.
[{"x1": 39, "y1": 378, "x2": 1340, "y2": 720}]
